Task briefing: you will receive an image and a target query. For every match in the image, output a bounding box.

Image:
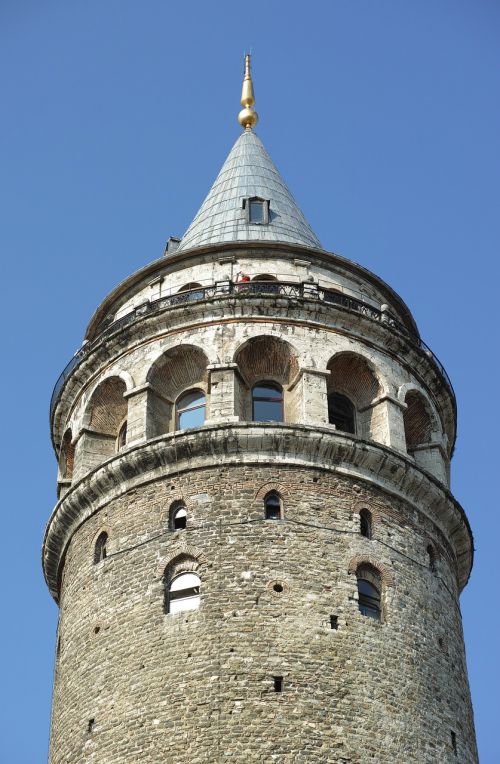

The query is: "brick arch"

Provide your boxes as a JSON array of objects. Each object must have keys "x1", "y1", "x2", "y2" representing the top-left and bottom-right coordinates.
[
  {"x1": 156, "y1": 545, "x2": 208, "y2": 578},
  {"x1": 326, "y1": 351, "x2": 384, "y2": 406},
  {"x1": 398, "y1": 383, "x2": 441, "y2": 436},
  {"x1": 159, "y1": 495, "x2": 194, "y2": 529},
  {"x1": 351, "y1": 500, "x2": 382, "y2": 524},
  {"x1": 82, "y1": 376, "x2": 128, "y2": 435},
  {"x1": 254, "y1": 482, "x2": 291, "y2": 502},
  {"x1": 233, "y1": 334, "x2": 299, "y2": 387},
  {"x1": 146, "y1": 344, "x2": 209, "y2": 400},
  {"x1": 348, "y1": 555, "x2": 394, "y2": 586}
]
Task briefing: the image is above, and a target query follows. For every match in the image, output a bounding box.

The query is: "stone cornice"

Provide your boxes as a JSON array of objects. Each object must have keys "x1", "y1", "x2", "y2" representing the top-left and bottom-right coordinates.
[{"x1": 42, "y1": 423, "x2": 473, "y2": 602}]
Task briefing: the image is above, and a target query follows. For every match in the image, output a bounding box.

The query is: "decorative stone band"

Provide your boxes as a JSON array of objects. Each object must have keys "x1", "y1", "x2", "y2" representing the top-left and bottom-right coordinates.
[{"x1": 42, "y1": 423, "x2": 473, "y2": 601}]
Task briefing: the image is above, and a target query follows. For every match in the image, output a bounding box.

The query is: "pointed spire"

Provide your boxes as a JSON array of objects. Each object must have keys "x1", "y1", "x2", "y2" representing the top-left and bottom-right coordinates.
[
  {"x1": 177, "y1": 131, "x2": 321, "y2": 252},
  {"x1": 238, "y1": 54, "x2": 258, "y2": 130}
]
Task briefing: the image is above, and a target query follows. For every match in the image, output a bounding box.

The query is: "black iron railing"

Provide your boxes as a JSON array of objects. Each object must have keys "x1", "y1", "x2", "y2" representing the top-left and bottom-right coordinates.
[{"x1": 50, "y1": 280, "x2": 455, "y2": 423}]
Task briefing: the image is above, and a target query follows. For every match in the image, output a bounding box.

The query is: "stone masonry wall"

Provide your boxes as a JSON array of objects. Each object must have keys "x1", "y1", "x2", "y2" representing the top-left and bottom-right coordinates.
[{"x1": 50, "y1": 465, "x2": 477, "y2": 764}]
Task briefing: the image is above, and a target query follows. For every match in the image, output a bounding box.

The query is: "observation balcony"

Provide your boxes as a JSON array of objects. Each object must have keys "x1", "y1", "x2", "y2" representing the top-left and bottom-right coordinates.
[{"x1": 50, "y1": 280, "x2": 455, "y2": 433}]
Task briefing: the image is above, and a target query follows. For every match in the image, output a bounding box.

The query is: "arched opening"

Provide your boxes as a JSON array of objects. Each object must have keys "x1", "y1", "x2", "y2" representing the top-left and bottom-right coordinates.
[
  {"x1": 264, "y1": 491, "x2": 282, "y2": 520},
  {"x1": 359, "y1": 509, "x2": 372, "y2": 539},
  {"x1": 328, "y1": 393, "x2": 355, "y2": 434},
  {"x1": 59, "y1": 429, "x2": 75, "y2": 481},
  {"x1": 177, "y1": 282, "x2": 203, "y2": 293},
  {"x1": 356, "y1": 565, "x2": 382, "y2": 620},
  {"x1": 326, "y1": 353, "x2": 381, "y2": 440},
  {"x1": 117, "y1": 420, "x2": 127, "y2": 451},
  {"x1": 251, "y1": 274, "x2": 277, "y2": 281},
  {"x1": 94, "y1": 532, "x2": 108, "y2": 565},
  {"x1": 234, "y1": 336, "x2": 298, "y2": 421},
  {"x1": 170, "y1": 502, "x2": 187, "y2": 531},
  {"x1": 252, "y1": 382, "x2": 283, "y2": 422},
  {"x1": 82, "y1": 376, "x2": 128, "y2": 468},
  {"x1": 176, "y1": 389, "x2": 206, "y2": 429},
  {"x1": 404, "y1": 390, "x2": 433, "y2": 449},
  {"x1": 147, "y1": 345, "x2": 209, "y2": 436},
  {"x1": 167, "y1": 572, "x2": 201, "y2": 614}
]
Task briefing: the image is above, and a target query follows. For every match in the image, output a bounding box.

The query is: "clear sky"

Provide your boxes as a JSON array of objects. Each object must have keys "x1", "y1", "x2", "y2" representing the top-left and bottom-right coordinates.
[{"x1": 1, "y1": 1, "x2": 498, "y2": 761}]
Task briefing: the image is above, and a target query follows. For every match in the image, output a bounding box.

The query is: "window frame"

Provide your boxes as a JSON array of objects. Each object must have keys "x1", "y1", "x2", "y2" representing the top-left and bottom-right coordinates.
[
  {"x1": 243, "y1": 196, "x2": 270, "y2": 225},
  {"x1": 167, "y1": 572, "x2": 201, "y2": 614},
  {"x1": 252, "y1": 381, "x2": 284, "y2": 422},
  {"x1": 175, "y1": 388, "x2": 206, "y2": 430},
  {"x1": 264, "y1": 491, "x2": 283, "y2": 520}
]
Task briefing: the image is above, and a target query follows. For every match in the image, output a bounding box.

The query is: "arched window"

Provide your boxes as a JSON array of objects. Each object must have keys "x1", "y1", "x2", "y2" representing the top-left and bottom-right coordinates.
[
  {"x1": 328, "y1": 393, "x2": 355, "y2": 434},
  {"x1": 176, "y1": 389, "x2": 206, "y2": 429},
  {"x1": 359, "y1": 509, "x2": 372, "y2": 539},
  {"x1": 264, "y1": 492, "x2": 282, "y2": 520},
  {"x1": 168, "y1": 572, "x2": 201, "y2": 614},
  {"x1": 252, "y1": 382, "x2": 284, "y2": 422},
  {"x1": 356, "y1": 566, "x2": 381, "y2": 620},
  {"x1": 171, "y1": 503, "x2": 187, "y2": 530},
  {"x1": 94, "y1": 532, "x2": 108, "y2": 565},
  {"x1": 117, "y1": 420, "x2": 127, "y2": 451}
]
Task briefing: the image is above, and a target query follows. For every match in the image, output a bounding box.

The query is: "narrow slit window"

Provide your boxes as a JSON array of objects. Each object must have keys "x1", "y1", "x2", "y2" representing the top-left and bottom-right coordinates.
[
  {"x1": 330, "y1": 615, "x2": 338, "y2": 630},
  {"x1": 273, "y1": 676, "x2": 283, "y2": 693},
  {"x1": 94, "y1": 532, "x2": 108, "y2": 565},
  {"x1": 360, "y1": 509, "x2": 372, "y2": 539},
  {"x1": 451, "y1": 731, "x2": 457, "y2": 756},
  {"x1": 264, "y1": 492, "x2": 282, "y2": 520}
]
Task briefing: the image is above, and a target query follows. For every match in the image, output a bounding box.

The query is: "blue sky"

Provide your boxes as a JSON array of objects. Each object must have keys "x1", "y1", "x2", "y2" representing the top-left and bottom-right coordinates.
[{"x1": 1, "y1": 1, "x2": 498, "y2": 761}]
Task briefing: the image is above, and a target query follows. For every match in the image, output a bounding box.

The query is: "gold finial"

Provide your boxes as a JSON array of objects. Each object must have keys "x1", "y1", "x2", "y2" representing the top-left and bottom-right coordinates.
[{"x1": 238, "y1": 53, "x2": 258, "y2": 130}]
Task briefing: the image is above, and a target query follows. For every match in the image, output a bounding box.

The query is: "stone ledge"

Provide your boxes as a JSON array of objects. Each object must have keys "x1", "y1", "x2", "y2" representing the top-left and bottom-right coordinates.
[{"x1": 42, "y1": 423, "x2": 473, "y2": 602}]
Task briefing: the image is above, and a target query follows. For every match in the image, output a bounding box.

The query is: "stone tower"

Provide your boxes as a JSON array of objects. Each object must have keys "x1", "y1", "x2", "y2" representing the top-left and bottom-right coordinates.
[{"x1": 44, "y1": 57, "x2": 478, "y2": 763}]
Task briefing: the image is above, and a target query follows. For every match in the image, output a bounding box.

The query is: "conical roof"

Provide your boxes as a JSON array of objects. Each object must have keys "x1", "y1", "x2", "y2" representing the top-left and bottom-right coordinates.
[{"x1": 177, "y1": 130, "x2": 321, "y2": 252}]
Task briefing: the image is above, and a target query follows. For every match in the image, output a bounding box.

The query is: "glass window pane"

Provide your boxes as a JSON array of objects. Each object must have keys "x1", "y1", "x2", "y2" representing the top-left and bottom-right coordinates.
[
  {"x1": 178, "y1": 391, "x2": 205, "y2": 410},
  {"x1": 170, "y1": 573, "x2": 200, "y2": 592},
  {"x1": 249, "y1": 200, "x2": 264, "y2": 223},
  {"x1": 253, "y1": 399, "x2": 283, "y2": 422},
  {"x1": 170, "y1": 595, "x2": 200, "y2": 614},
  {"x1": 179, "y1": 405, "x2": 206, "y2": 429}
]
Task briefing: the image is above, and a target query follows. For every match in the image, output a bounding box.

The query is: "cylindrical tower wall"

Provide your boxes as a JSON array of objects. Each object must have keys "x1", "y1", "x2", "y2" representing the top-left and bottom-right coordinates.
[{"x1": 49, "y1": 460, "x2": 476, "y2": 763}]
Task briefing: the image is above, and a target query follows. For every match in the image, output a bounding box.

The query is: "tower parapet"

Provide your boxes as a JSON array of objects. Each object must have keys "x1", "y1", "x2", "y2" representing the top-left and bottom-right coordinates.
[{"x1": 45, "y1": 58, "x2": 477, "y2": 764}]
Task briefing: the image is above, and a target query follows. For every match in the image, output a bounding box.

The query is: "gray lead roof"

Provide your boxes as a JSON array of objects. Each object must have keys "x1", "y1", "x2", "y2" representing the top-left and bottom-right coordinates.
[{"x1": 177, "y1": 130, "x2": 321, "y2": 252}]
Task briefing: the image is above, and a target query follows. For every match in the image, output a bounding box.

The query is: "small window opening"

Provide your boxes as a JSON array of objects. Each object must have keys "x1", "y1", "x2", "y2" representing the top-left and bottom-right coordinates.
[
  {"x1": 273, "y1": 676, "x2": 283, "y2": 693},
  {"x1": 265, "y1": 492, "x2": 282, "y2": 520},
  {"x1": 117, "y1": 420, "x2": 127, "y2": 451},
  {"x1": 94, "y1": 626, "x2": 100, "y2": 635},
  {"x1": 330, "y1": 615, "x2": 338, "y2": 630},
  {"x1": 87, "y1": 719, "x2": 95, "y2": 734},
  {"x1": 427, "y1": 544, "x2": 437, "y2": 573},
  {"x1": 93, "y1": 532, "x2": 108, "y2": 565},
  {"x1": 249, "y1": 200, "x2": 264, "y2": 223},
  {"x1": 328, "y1": 393, "x2": 355, "y2": 434},
  {"x1": 172, "y1": 506, "x2": 187, "y2": 530},
  {"x1": 451, "y1": 731, "x2": 457, "y2": 756},
  {"x1": 168, "y1": 572, "x2": 201, "y2": 614},
  {"x1": 360, "y1": 509, "x2": 372, "y2": 539},
  {"x1": 273, "y1": 583, "x2": 284, "y2": 593}
]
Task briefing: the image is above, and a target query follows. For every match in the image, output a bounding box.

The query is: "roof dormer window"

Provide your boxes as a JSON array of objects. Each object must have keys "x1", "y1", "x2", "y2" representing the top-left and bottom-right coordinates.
[{"x1": 243, "y1": 196, "x2": 269, "y2": 225}]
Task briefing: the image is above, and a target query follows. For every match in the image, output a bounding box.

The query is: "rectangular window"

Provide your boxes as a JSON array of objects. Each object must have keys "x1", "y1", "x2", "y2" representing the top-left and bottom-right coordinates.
[
  {"x1": 273, "y1": 676, "x2": 283, "y2": 693},
  {"x1": 249, "y1": 200, "x2": 264, "y2": 223},
  {"x1": 330, "y1": 615, "x2": 338, "y2": 630}
]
